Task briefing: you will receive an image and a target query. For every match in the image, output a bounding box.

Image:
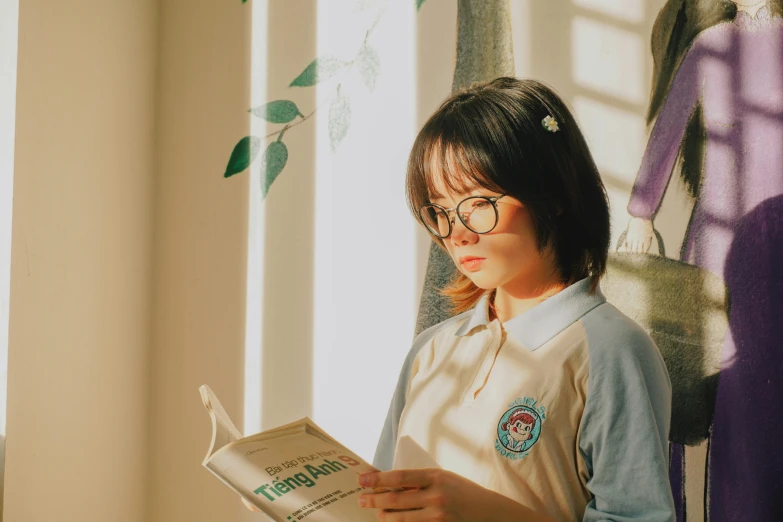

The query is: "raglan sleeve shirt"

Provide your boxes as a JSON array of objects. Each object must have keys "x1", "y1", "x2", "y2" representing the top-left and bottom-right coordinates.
[
  {"x1": 373, "y1": 312, "x2": 468, "y2": 471},
  {"x1": 373, "y1": 279, "x2": 675, "y2": 521},
  {"x1": 578, "y1": 306, "x2": 675, "y2": 522}
]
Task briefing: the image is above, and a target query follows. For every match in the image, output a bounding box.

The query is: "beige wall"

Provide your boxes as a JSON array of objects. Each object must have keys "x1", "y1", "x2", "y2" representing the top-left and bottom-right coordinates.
[
  {"x1": 6, "y1": 1, "x2": 157, "y2": 521},
  {"x1": 148, "y1": 0, "x2": 252, "y2": 520},
  {"x1": 8, "y1": 0, "x2": 254, "y2": 519},
  {"x1": 256, "y1": 0, "x2": 317, "y2": 435}
]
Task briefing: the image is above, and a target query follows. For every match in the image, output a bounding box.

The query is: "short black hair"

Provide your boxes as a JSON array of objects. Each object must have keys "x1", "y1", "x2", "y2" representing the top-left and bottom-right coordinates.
[{"x1": 406, "y1": 77, "x2": 610, "y2": 298}]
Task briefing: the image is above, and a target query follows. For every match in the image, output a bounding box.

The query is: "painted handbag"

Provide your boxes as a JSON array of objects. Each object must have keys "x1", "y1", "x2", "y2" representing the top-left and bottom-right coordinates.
[{"x1": 603, "y1": 230, "x2": 730, "y2": 445}]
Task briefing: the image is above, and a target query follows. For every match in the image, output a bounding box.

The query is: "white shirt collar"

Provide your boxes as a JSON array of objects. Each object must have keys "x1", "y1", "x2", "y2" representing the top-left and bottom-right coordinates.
[{"x1": 453, "y1": 277, "x2": 606, "y2": 350}]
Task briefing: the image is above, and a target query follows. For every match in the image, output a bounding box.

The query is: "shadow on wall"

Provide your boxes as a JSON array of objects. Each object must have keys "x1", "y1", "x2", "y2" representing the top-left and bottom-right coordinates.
[{"x1": 716, "y1": 194, "x2": 783, "y2": 501}]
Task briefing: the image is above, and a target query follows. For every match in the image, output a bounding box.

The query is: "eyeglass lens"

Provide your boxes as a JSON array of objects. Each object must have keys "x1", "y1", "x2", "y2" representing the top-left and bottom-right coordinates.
[{"x1": 420, "y1": 197, "x2": 497, "y2": 238}]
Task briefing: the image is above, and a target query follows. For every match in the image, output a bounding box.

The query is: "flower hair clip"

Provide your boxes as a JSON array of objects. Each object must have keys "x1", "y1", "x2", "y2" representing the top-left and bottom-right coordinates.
[{"x1": 542, "y1": 115, "x2": 560, "y2": 133}]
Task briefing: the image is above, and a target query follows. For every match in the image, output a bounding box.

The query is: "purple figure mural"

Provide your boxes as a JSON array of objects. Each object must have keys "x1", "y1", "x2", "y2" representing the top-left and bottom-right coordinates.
[{"x1": 621, "y1": 1, "x2": 783, "y2": 520}]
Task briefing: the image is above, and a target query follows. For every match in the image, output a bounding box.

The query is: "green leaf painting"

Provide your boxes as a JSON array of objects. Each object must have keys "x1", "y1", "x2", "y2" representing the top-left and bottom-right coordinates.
[
  {"x1": 261, "y1": 140, "x2": 289, "y2": 198},
  {"x1": 225, "y1": 0, "x2": 427, "y2": 199},
  {"x1": 357, "y1": 42, "x2": 380, "y2": 92},
  {"x1": 329, "y1": 85, "x2": 352, "y2": 152},
  {"x1": 225, "y1": 136, "x2": 261, "y2": 178},
  {"x1": 249, "y1": 100, "x2": 303, "y2": 123},
  {"x1": 290, "y1": 57, "x2": 347, "y2": 87}
]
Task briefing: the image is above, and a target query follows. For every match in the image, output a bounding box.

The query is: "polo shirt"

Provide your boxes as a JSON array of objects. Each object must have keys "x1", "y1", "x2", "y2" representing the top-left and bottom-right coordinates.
[{"x1": 373, "y1": 277, "x2": 675, "y2": 522}]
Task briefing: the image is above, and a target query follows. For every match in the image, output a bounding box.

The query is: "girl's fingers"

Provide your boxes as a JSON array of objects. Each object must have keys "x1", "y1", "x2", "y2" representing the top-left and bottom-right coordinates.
[
  {"x1": 360, "y1": 469, "x2": 434, "y2": 489},
  {"x1": 360, "y1": 488, "x2": 430, "y2": 511}
]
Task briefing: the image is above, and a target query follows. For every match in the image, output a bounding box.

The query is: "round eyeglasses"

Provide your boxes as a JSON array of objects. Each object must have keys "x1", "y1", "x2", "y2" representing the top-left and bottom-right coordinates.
[{"x1": 419, "y1": 194, "x2": 508, "y2": 239}]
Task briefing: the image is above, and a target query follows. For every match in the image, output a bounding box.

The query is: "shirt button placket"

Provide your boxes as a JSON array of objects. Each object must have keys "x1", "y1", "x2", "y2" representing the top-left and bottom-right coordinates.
[{"x1": 463, "y1": 320, "x2": 503, "y2": 405}]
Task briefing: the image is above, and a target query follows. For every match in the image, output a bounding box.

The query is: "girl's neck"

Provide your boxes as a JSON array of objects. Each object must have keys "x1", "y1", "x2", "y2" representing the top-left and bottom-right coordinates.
[{"x1": 489, "y1": 276, "x2": 567, "y2": 323}]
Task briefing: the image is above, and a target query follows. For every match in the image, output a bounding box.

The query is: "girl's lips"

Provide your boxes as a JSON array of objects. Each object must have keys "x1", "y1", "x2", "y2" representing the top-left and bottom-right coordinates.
[{"x1": 462, "y1": 258, "x2": 484, "y2": 271}]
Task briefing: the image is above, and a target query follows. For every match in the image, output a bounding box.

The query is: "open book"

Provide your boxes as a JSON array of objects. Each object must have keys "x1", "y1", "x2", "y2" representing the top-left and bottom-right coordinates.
[{"x1": 199, "y1": 385, "x2": 388, "y2": 521}]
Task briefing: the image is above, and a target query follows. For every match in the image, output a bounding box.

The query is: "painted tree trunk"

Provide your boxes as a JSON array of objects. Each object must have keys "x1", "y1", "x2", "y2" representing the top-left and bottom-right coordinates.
[{"x1": 415, "y1": 0, "x2": 515, "y2": 336}]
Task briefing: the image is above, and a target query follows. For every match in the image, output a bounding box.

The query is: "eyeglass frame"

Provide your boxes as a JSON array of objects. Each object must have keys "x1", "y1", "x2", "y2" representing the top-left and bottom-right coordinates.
[{"x1": 418, "y1": 194, "x2": 509, "y2": 239}]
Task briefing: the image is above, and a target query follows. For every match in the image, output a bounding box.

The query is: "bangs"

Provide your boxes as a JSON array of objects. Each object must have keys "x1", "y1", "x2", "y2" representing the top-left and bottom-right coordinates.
[
  {"x1": 407, "y1": 115, "x2": 504, "y2": 217},
  {"x1": 422, "y1": 138, "x2": 498, "y2": 200}
]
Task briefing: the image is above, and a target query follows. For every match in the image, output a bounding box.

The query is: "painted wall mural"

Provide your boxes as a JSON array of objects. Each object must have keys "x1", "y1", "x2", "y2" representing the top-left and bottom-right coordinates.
[{"x1": 614, "y1": 1, "x2": 783, "y2": 520}]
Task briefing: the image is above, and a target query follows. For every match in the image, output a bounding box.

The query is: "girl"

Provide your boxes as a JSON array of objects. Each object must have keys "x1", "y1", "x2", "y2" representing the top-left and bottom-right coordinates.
[{"x1": 361, "y1": 78, "x2": 676, "y2": 521}]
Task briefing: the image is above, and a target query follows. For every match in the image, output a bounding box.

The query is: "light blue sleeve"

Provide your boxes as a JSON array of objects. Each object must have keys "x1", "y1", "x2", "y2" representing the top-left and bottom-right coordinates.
[
  {"x1": 372, "y1": 313, "x2": 469, "y2": 471},
  {"x1": 579, "y1": 303, "x2": 676, "y2": 522}
]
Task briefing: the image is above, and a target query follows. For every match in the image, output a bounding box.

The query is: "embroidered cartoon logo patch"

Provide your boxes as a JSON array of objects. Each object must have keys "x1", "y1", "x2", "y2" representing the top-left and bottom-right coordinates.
[{"x1": 495, "y1": 397, "x2": 547, "y2": 460}]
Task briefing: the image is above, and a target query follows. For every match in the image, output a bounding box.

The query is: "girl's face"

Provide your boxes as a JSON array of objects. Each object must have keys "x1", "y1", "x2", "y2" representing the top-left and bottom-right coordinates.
[
  {"x1": 508, "y1": 420, "x2": 534, "y2": 442},
  {"x1": 428, "y1": 176, "x2": 558, "y2": 294}
]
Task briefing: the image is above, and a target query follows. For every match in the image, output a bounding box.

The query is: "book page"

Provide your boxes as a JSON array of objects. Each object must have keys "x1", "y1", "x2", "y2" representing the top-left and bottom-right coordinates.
[
  {"x1": 199, "y1": 385, "x2": 243, "y2": 463},
  {"x1": 236, "y1": 418, "x2": 342, "y2": 449}
]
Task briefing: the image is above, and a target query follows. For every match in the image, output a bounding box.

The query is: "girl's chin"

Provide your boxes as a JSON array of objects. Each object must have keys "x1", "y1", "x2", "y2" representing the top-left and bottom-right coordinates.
[{"x1": 464, "y1": 273, "x2": 496, "y2": 289}]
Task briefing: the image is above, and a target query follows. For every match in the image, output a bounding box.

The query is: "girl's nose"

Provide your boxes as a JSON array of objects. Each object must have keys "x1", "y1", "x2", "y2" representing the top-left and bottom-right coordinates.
[{"x1": 450, "y1": 215, "x2": 477, "y2": 245}]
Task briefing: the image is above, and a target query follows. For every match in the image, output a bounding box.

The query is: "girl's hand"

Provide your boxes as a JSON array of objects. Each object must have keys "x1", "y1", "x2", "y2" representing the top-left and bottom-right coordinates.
[
  {"x1": 356, "y1": 469, "x2": 553, "y2": 522},
  {"x1": 620, "y1": 217, "x2": 655, "y2": 254}
]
